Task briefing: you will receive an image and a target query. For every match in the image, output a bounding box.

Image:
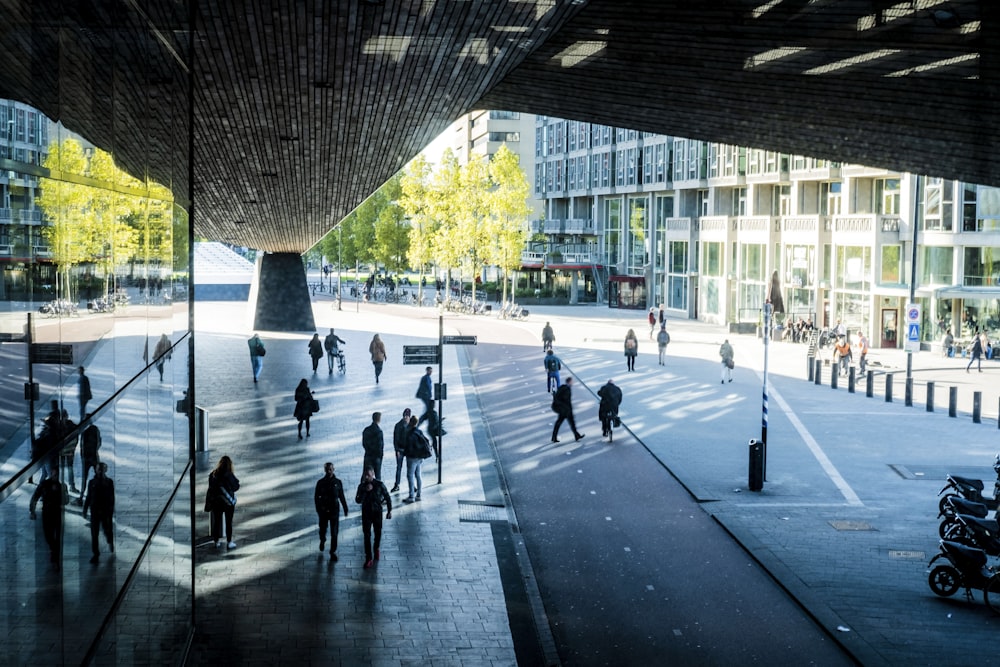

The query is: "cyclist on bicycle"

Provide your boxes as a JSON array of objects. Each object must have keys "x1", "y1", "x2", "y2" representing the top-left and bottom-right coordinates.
[
  {"x1": 597, "y1": 379, "x2": 622, "y2": 439},
  {"x1": 324, "y1": 328, "x2": 346, "y2": 374},
  {"x1": 541, "y1": 322, "x2": 555, "y2": 351},
  {"x1": 543, "y1": 349, "x2": 562, "y2": 393}
]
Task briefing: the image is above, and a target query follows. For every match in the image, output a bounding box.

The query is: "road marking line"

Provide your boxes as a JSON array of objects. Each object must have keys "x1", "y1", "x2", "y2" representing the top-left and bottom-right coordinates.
[{"x1": 769, "y1": 384, "x2": 864, "y2": 506}]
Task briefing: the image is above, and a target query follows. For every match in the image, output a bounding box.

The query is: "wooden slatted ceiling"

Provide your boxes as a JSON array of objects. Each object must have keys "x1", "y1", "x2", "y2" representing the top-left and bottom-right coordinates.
[{"x1": 0, "y1": 1, "x2": 996, "y2": 254}]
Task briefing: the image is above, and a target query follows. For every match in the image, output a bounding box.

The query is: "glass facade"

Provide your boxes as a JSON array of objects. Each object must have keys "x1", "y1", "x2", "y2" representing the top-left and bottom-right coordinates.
[{"x1": 0, "y1": 4, "x2": 193, "y2": 663}]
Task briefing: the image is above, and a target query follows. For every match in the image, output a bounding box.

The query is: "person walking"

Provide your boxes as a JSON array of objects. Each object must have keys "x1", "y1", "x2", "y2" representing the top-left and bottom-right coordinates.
[
  {"x1": 647, "y1": 308, "x2": 656, "y2": 339},
  {"x1": 551, "y1": 376, "x2": 584, "y2": 443},
  {"x1": 294, "y1": 379, "x2": 315, "y2": 439},
  {"x1": 248, "y1": 333, "x2": 266, "y2": 382},
  {"x1": 369, "y1": 334, "x2": 387, "y2": 384},
  {"x1": 403, "y1": 415, "x2": 433, "y2": 503},
  {"x1": 355, "y1": 466, "x2": 392, "y2": 569},
  {"x1": 656, "y1": 325, "x2": 670, "y2": 365},
  {"x1": 391, "y1": 408, "x2": 412, "y2": 492},
  {"x1": 82, "y1": 462, "x2": 115, "y2": 564},
  {"x1": 541, "y1": 321, "x2": 555, "y2": 351},
  {"x1": 856, "y1": 330, "x2": 870, "y2": 375},
  {"x1": 624, "y1": 329, "x2": 638, "y2": 372},
  {"x1": 308, "y1": 333, "x2": 324, "y2": 373},
  {"x1": 415, "y1": 366, "x2": 434, "y2": 426},
  {"x1": 720, "y1": 339, "x2": 735, "y2": 383},
  {"x1": 77, "y1": 414, "x2": 101, "y2": 504},
  {"x1": 153, "y1": 333, "x2": 172, "y2": 381},
  {"x1": 942, "y1": 328, "x2": 955, "y2": 357},
  {"x1": 324, "y1": 328, "x2": 346, "y2": 374},
  {"x1": 30, "y1": 472, "x2": 65, "y2": 569},
  {"x1": 833, "y1": 335, "x2": 852, "y2": 376},
  {"x1": 362, "y1": 412, "x2": 384, "y2": 481},
  {"x1": 77, "y1": 366, "x2": 92, "y2": 423},
  {"x1": 314, "y1": 462, "x2": 349, "y2": 561},
  {"x1": 207, "y1": 455, "x2": 240, "y2": 550},
  {"x1": 597, "y1": 379, "x2": 623, "y2": 439},
  {"x1": 658, "y1": 304, "x2": 665, "y2": 327},
  {"x1": 543, "y1": 349, "x2": 562, "y2": 392},
  {"x1": 967, "y1": 332, "x2": 985, "y2": 373}
]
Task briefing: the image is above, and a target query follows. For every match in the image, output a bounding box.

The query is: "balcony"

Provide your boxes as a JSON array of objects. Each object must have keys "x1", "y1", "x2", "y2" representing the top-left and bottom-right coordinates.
[
  {"x1": 543, "y1": 219, "x2": 563, "y2": 234},
  {"x1": 521, "y1": 250, "x2": 545, "y2": 267},
  {"x1": 19, "y1": 210, "x2": 42, "y2": 224},
  {"x1": 562, "y1": 218, "x2": 595, "y2": 235},
  {"x1": 32, "y1": 245, "x2": 52, "y2": 258},
  {"x1": 0, "y1": 208, "x2": 12, "y2": 223},
  {"x1": 529, "y1": 219, "x2": 544, "y2": 234}
]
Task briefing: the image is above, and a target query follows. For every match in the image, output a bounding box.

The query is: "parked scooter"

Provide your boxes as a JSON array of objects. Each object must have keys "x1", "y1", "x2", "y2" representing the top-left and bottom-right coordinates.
[
  {"x1": 937, "y1": 455, "x2": 1000, "y2": 515},
  {"x1": 939, "y1": 495, "x2": 991, "y2": 538},
  {"x1": 943, "y1": 512, "x2": 1000, "y2": 556},
  {"x1": 927, "y1": 539, "x2": 1000, "y2": 613}
]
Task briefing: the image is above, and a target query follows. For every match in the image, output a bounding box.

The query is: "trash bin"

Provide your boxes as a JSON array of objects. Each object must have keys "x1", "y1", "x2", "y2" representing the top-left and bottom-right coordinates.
[{"x1": 748, "y1": 439, "x2": 764, "y2": 491}]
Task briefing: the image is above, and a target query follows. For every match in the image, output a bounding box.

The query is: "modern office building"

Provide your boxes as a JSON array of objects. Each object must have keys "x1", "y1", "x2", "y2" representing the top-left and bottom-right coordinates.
[{"x1": 531, "y1": 116, "x2": 1000, "y2": 350}]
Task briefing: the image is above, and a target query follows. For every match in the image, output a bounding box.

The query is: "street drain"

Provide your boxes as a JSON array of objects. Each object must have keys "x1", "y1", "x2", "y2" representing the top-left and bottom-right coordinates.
[
  {"x1": 458, "y1": 500, "x2": 507, "y2": 523},
  {"x1": 829, "y1": 520, "x2": 876, "y2": 531},
  {"x1": 889, "y1": 550, "x2": 925, "y2": 559}
]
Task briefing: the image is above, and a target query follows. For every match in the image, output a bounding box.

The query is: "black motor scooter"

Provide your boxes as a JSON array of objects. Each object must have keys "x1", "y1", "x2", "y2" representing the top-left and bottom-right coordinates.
[
  {"x1": 943, "y1": 513, "x2": 1000, "y2": 556},
  {"x1": 938, "y1": 455, "x2": 1000, "y2": 515},
  {"x1": 928, "y1": 539, "x2": 1000, "y2": 613},
  {"x1": 939, "y1": 495, "x2": 991, "y2": 538}
]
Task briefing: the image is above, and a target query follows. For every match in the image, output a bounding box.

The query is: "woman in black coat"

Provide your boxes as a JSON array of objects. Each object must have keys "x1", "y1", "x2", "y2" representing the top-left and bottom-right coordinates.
[
  {"x1": 308, "y1": 333, "x2": 324, "y2": 373},
  {"x1": 294, "y1": 378, "x2": 315, "y2": 439},
  {"x1": 207, "y1": 455, "x2": 241, "y2": 549}
]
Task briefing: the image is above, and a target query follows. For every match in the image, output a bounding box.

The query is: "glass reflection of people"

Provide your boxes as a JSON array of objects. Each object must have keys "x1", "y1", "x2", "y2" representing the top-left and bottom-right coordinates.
[
  {"x1": 30, "y1": 470, "x2": 65, "y2": 570},
  {"x1": 83, "y1": 462, "x2": 115, "y2": 564}
]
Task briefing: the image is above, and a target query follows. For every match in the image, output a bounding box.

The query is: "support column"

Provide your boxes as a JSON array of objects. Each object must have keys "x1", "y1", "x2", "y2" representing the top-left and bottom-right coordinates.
[
  {"x1": 249, "y1": 253, "x2": 316, "y2": 332},
  {"x1": 569, "y1": 270, "x2": 579, "y2": 304}
]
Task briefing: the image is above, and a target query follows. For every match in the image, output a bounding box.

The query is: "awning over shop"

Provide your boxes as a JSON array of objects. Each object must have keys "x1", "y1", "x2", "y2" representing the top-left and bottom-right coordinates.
[{"x1": 936, "y1": 285, "x2": 1000, "y2": 300}]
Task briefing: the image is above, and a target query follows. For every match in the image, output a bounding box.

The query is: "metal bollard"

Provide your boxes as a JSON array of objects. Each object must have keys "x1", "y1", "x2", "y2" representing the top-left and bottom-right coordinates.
[
  {"x1": 973, "y1": 391, "x2": 982, "y2": 424},
  {"x1": 885, "y1": 373, "x2": 893, "y2": 403},
  {"x1": 848, "y1": 366, "x2": 855, "y2": 393},
  {"x1": 866, "y1": 370, "x2": 874, "y2": 397},
  {"x1": 905, "y1": 377, "x2": 913, "y2": 407},
  {"x1": 814, "y1": 359, "x2": 822, "y2": 385},
  {"x1": 808, "y1": 356, "x2": 815, "y2": 382},
  {"x1": 927, "y1": 382, "x2": 934, "y2": 412},
  {"x1": 831, "y1": 367, "x2": 838, "y2": 389},
  {"x1": 949, "y1": 386, "x2": 958, "y2": 418}
]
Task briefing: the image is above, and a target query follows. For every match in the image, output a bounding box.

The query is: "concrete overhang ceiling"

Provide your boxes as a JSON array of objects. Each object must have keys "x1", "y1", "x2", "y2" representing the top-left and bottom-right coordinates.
[{"x1": 0, "y1": 0, "x2": 995, "y2": 254}]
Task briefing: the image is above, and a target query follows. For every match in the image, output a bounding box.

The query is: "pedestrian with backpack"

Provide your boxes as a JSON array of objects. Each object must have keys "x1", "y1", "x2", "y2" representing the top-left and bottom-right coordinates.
[
  {"x1": 543, "y1": 349, "x2": 562, "y2": 393},
  {"x1": 656, "y1": 325, "x2": 670, "y2": 365}
]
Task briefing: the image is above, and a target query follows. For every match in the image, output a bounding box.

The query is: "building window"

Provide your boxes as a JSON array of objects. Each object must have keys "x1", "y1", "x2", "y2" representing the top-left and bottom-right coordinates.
[
  {"x1": 962, "y1": 247, "x2": 1000, "y2": 286},
  {"x1": 488, "y1": 131, "x2": 520, "y2": 143},
  {"x1": 876, "y1": 178, "x2": 901, "y2": 215},
  {"x1": 835, "y1": 246, "x2": 871, "y2": 291},
  {"x1": 489, "y1": 110, "x2": 520, "y2": 120},
  {"x1": 921, "y1": 245, "x2": 953, "y2": 285},
  {"x1": 881, "y1": 245, "x2": 901, "y2": 283},
  {"x1": 963, "y1": 183, "x2": 977, "y2": 231},
  {"x1": 821, "y1": 181, "x2": 842, "y2": 216},
  {"x1": 698, "y1": 189, "x2": 709, "y2": 217},
  {"x1": 668, "y1": 241, "x2": 688, "y2": 310},
  {"x1": 605, "y1": 198, "x2": 622, "y2": 267},
  {"x1": 704, "y1": 241, "x2": 723, "y2": 277},
  {"x1": 923, "y1": 178, "x2": 953, "y2": 231}
]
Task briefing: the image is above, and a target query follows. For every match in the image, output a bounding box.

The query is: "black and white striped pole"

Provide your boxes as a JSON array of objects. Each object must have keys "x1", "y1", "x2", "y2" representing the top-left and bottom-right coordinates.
[{"x1": 761, "y1": 301, "x2": 772, "y2": 482}]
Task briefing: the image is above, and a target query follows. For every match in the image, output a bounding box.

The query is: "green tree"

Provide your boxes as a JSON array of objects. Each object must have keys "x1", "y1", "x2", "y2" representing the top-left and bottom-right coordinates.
[
  {"x1": 429, "y1": 149, "x2": 464, "y2": 295},
  {"x1": 372, "y1": 174, "x2": 410, "y2": 275},
  {"x1": 400, "y1": 154, "x2": 438, "y2": 301},
  {"x1": 487, "y1": 144, "x2": 532, "y2": 304}
]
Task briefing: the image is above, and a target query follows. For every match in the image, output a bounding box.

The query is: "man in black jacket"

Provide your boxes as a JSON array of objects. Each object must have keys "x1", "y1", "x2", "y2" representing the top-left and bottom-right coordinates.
[
  {"x1": 390, "y1": 408, "x2": 411, "y2": 492},
  {"x1": 551, "y1": 377, "x2": 584, "y2": 443},
  {"x1": 314, "y1": 462, "x2": 349, "y2": 561},
  {"x1": 597, "y1": 379, "x2": 623, "y2": 438},
  {"x1": 355, "y1": 466, "x2": 392, "y2": 569},
  {"x1": 415, "y1": 366, "x2": 433, "y2": 426},
  {"x1": 362, "y1": 412, "x2": 384, "y2": 481},
  {"x1": 83, "y1": 463, "x2": 115, "y2": 563}
]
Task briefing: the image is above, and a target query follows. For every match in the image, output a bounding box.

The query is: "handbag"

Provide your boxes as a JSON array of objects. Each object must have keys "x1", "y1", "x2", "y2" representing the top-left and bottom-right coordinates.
[
  {"x1": 310, "y1": 398, "x2": 320, "y2": 413},
  {"x1": 219, "y1": 486, "x2": 237, "y2": 508},
  {"x1": 257, "y1": 345, "x2": 266, "y2": 356}
]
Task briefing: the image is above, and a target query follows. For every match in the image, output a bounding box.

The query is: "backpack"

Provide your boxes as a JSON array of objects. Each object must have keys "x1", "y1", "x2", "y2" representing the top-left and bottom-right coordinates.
[
  {"x1": 409, "y1": 430, "x2": 433, "y2": 459},
  {"x1": 546, "y1": 356, "x2": 560, "y2": 372}
]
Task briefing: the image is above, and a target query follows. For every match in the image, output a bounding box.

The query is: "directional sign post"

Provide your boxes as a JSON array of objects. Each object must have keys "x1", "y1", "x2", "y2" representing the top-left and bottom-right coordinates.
[
  {"x1": 904, "y1": 303, "x2": 921, "y2": 353},
  {"x1": 442, "y1": 335, "x2": 477, "y2": 345},
  {"x1": 403, "y1": 344, "x2": 440, "y2": 365}
]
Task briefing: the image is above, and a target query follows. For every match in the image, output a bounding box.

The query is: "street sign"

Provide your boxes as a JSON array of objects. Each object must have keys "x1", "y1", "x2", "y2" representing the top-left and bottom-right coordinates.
[
  {"x1": 403, "y1": 344, "x2": 440, "y2": 365},
  {"x1": 904, "y1": 302, "x2": 921, "y2": 353},
  {"x1": 442, "y1": 335, "x2": 477, "y2": 345}
]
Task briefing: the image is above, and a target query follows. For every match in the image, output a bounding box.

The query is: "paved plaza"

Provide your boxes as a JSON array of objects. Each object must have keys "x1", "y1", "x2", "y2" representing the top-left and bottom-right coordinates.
[{"x1": 8, "y1": 292, "x2": 1000, "y2": 665}]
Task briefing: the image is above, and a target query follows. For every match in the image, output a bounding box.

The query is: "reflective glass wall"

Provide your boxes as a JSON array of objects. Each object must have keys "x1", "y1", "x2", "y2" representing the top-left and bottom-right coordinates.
[{"x1": 0, "y1": 3, "x2": 193, "y2": 664}]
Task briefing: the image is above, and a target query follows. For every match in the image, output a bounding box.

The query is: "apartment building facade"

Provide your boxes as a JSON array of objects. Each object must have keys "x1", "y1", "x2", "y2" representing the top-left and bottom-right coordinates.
[{"x1": 532, "y1": 116, "x2": 1000, "y2": 350}]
